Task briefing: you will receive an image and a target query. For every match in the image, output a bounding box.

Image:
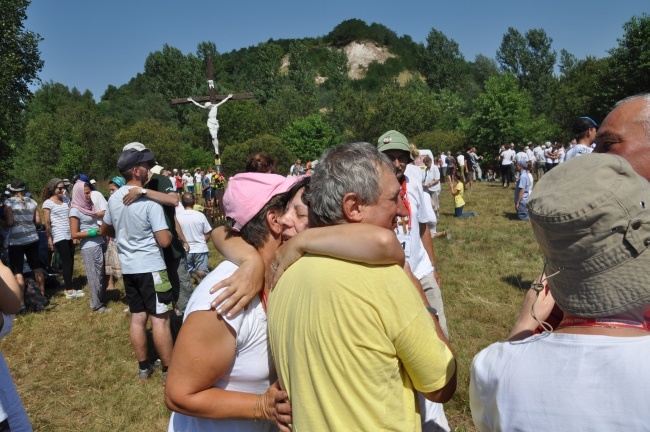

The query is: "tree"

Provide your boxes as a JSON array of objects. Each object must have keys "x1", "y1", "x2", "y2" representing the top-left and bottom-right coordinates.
[
  {"x1": 280, "y1": 114, "x2": 340, "y2": 161},
  {"x1": 466, "y1": 74, "x2": 535, "y2": 152},
  {"x1": 115, "y1": 118, "x2": 184, "y2": 172},
  {"x1": 0, "y1": 0, "x2": 43, "y2": 172},
  {"x1": 496, "y1": 27, "x2": 557, "y2": 116},
  {"x1": 606, "y1": 13, "x2": 650, "y2": 104},
  {"x1": 221, "y1": 134, "x2": 293, "y2": 177},
  {"x1": 419, "y1": 28, "x2": 466, "y2": 92}
]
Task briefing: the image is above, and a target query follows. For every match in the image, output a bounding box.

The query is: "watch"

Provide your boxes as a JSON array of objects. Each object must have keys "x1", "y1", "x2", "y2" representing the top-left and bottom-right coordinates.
[
  {"x1": 426, "y1": 306, "x2": 439, "y2": 317},
  {"x1": 141, "y1": 188, "x2": 147, "y2": 195}
]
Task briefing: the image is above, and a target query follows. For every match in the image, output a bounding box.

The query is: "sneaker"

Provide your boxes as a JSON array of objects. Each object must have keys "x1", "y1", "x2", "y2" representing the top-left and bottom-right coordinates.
[
  {"x1": 138, "y1": 365, "x2": 155, "y2": 381},
  {"x1": 123, "y1": 307, "x2": 130, "y2": 313},
  {"x1": 65, "y1": 291, "x2": 80, "y2": 299},
  {"x1": 152, "y1": 359, "x2": 162, "y2": 370},
  {"x1": 74, "y1": 290, "x2": 85, "y2": 297},
  {"x1": 94, "y1": 306, "x2": 112, "y2": 313},
  {"x1": 446, "y1": 230, "x2": 452, "y2": 240}
]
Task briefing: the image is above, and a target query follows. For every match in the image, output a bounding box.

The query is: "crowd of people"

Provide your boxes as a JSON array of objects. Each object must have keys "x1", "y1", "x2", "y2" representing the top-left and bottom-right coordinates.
[{"x1": 0, "y1": 93, "x2": 649, "y2": 431}]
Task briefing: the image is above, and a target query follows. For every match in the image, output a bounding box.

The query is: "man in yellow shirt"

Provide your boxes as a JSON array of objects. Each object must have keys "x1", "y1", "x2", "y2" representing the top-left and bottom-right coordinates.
[{"x1": 268, "y1": 142, "x2": 456, "y2": 431}]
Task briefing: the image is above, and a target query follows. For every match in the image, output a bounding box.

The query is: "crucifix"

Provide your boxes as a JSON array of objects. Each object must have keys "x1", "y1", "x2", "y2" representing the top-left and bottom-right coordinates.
[
  {"x1": 170, "y1": 56, "x2": 254, "y2": 158},
  {"x1": 397, "y1": 217, "x2": 409, "y2": 234}
]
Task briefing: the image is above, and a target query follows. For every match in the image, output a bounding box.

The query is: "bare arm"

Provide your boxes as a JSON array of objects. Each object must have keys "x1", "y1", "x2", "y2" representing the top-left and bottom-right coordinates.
[
  {"x1": 174, "y1": 216, "x2": 189, "y2": 252},
  {"x1": 99, "y1": 221, "x2": 115, "y2": 238},
  {"x1": 419, "y1": 223, "x2": 440, "y2": 287},
  {"x1": 0, "y1": 261, "x2": 22, "y2": 315},
  {"x1": 42, "y1": 207, "x2": 54, "y2": 250},
  {"x1": 449, "y1": 183, "x2": 459, "y2": 196},
  {"x1": 33, "y1": 206, "x2": 42, "y2": 226},
  {"x1": 164, "y1": 311, "x2": 289, "y2": 430},
  {"x1": 70, "y1": 217, "x2": 98, "y2": 240},
  {"x1": 3, "y1": 206, "x2": 13, "y2": 227},
  {"x1": 154, "y1": 229, "x2": 172, "y2": 249},
  {"x1": 507, "y1": 275, "x2": 558, "y2": 341},
  {"x1": 208, "y1": 227, "x2": 265, "y2": 316},
  {"x1": 270, "y1": 224, "x2": 405, "y2": 288},
  {"x1": 124, "y1": 188, "x2": 179, "y2": 207}
]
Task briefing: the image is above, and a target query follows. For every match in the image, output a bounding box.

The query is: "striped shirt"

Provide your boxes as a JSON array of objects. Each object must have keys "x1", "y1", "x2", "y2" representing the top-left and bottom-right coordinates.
[
  {"x1": 5, "y1": 197, "x2": 39, "y2": 246},
  {"x1": 43, "y1": 199, "x2": 72, "y2": 243}
]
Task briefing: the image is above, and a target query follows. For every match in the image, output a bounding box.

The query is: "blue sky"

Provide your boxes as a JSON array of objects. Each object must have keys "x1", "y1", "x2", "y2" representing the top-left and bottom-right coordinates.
[{"x1": 26, "y1": 0, "x2": 648, "y2": 100}]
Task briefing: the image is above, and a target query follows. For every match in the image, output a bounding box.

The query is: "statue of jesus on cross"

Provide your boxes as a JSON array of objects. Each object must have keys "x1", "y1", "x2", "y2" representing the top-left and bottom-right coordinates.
[{"x1": 187, "y1": 90, "x2": 233, "y2": 157}]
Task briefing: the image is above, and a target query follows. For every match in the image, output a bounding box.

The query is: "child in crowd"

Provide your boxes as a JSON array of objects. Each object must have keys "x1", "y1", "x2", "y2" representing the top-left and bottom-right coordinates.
[{"x1": 449, "y1": 172, "x2": 476, "y2": 218}]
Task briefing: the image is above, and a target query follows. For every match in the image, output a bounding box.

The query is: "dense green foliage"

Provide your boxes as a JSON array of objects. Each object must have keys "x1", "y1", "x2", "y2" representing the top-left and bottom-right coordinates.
[
  {"x1": 1, "y1": 0, "x2": 43, "y2": 174},
  {"x1": 5, "y1": 14, "x2": 650, "y2": 190}
]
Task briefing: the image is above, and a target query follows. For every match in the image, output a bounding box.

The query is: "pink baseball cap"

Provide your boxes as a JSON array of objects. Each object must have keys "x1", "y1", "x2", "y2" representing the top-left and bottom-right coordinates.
[{"x1": 224, "y1": 173, "x2": 301, "y2": 231}]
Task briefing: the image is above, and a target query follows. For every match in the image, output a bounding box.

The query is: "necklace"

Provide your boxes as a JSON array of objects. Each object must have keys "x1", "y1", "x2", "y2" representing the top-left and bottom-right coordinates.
[
  {"x1": 398, "y1": 179, "x2": 412, "y2": 233},
  {"x1": 557, "y1": 315, "x2": 650, "y2": 332}
]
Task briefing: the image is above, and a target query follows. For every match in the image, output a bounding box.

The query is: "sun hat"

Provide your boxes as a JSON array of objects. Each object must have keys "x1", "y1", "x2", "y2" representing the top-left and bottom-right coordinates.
[
  {"x1": 377, "y1": 130, "x2": 412, "y2": 159},
  {"x1": 7, "y1": 179, "x2": 26, "y2": 192},
  {"x1": 223, "y1": 173, "x2": 300, "y2": 232},
  {"x1": 150, "y1": 165, "x2": 164, "y2": 175},
  {"x1": 527, "y1": 153, "x2": 650, "y2": 317}
]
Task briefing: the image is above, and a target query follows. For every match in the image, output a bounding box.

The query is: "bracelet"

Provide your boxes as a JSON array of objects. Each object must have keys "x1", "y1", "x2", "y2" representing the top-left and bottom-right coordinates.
[{"x1": 253, "y1": 393, "x2": 262, "y2": 425}]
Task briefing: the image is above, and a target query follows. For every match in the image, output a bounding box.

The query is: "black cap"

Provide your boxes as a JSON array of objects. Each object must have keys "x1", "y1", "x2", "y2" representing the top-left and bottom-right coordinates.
[
  {"x1": 572, "y1": 117, "x2": 599, "y2": 135},
  {"x1": 117, "y1": 149, "x2": 155, "y2": 171}
]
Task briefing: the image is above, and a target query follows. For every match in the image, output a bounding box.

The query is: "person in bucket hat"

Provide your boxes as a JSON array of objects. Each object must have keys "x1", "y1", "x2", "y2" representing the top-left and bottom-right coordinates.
[{"x1": 470, "y1": 153, "x2": 650, "y2": 432}]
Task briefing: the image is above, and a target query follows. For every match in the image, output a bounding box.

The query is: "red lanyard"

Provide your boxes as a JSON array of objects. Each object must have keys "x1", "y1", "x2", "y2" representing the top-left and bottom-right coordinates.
[
  {"x1": 558, "y1": 315, "x2": 650, "y2": 332},
  {"x1": 399, "y1": 179, "x2": 412, "y2": 231}
]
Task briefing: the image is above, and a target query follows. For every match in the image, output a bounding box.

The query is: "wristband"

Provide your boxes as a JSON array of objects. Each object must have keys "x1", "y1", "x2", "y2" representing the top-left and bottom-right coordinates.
[
  {"x1": 87, "y1": 228, "x2": 98, "y2": 238},
  {"x1": 426, "y1": 306, "x2": 439, "y2": 316}
]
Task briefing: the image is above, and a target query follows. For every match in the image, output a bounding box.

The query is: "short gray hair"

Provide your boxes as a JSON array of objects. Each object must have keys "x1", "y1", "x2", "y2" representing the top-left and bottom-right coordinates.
[
  {"x1": 615, "y1": 93, "x2": 650, "y2": 135},
  {"x1": 308, "y1": 142, "x2": 394, "y2": 227}
]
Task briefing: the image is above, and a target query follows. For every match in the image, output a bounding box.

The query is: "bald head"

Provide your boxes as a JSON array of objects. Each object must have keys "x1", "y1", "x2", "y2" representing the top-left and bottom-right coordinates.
[{"x1": 594, "y1": 94, "x2": 650, "y2": 180}]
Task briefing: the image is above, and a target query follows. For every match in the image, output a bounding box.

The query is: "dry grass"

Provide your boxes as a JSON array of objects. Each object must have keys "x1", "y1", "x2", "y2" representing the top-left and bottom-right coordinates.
[{"x1": 0, "y1": 180, "x2": 543, "y2": 431}]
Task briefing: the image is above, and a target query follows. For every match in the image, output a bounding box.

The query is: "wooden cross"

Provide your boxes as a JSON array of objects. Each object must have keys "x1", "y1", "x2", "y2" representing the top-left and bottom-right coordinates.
[{"x1": 170, "y1": 56, "x2": 255, "y2": 105}]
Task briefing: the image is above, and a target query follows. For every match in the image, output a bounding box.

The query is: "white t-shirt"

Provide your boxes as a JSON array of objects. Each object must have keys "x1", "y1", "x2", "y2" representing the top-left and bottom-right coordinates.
[
  {"x1": 501, "y1": 149, "x2": 515, "y2": 165},
  {"x1": 557, "y1": 146, "x2": 565, "y2": 163},
  {"x1": 169, "y1": 261, "x2": 277, "y2": 432},
  {"x1": 90, "y1": 191, "x2": 108, "y2": 227},
  {"x1": 182, "y1": 174, "x2": 191, "y2": 185},
  {"x1": 397, "y1": 165, "x2": 436, "y2": 280},
  {"x1": 424, "y1": 165, "x2": 441, "y2": 193},
  {"x1": 176, "y1": 209, "x2": 212, "y2": 253},
  {"x1": 456, "y1": 154, "x2": 465, "y2": 167},
  {"x1": 42, "y1": 199, "x2": 71, "y2": 243},
  {"x1": 545, "y1": 148, "x2": 555, "y2": 164},
  {"x1": 440, "y1": 154, "x2": 447, "y2": 168},
  {"x1": 104, "y1": 186, "x2": 168, "y2": 274},
  {"x1": 470, "y1": 332, "x2": 650, "y2": 432},
  {"x1": 515, "y1": 151, "x2": 529, "y2": 165},
  {"x1": 565, "y1": 143, "x2": 593, "y2": 160},
  {"x1": 194, "y1": 173, "x2": 202, "y2": 183},
  {"x1": 525, "y1": 149, "x2": 535, "y2": 163},
  {"x1": 70, "y1": 208, "x2": 104, "y2": 250}
]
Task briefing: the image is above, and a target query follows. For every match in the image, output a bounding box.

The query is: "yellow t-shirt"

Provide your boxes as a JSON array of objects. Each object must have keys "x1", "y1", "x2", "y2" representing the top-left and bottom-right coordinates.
[
  {"x1": 268, "y1": 255, "x2": 455, "y2": 432},
  {"x1": 453, "y1": 181, "x2": 465, "y2": 208}
]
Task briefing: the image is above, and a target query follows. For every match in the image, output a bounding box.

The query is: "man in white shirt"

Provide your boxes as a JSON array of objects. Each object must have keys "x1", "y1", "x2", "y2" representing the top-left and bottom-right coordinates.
[{"x1": 176, "y1": 193, "x2": 213, "y2": 280}]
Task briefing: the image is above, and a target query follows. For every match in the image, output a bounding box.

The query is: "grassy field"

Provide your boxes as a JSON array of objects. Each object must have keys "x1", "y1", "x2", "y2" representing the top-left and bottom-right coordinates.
[{"x1": 0, "y1": 180, "x2": 544, "y2": 431}]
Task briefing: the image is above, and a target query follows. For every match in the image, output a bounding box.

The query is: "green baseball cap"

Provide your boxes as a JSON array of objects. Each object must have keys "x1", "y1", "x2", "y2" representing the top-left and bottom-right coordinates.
[{"x1": 377, "y1": 130, "x2": 412, "y2": 159}]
